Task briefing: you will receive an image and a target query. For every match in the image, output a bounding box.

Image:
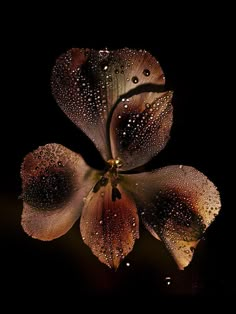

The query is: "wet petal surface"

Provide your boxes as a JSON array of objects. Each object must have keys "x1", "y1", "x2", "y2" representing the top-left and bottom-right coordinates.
[
  {"x1": 21, "y1": 144, "x2": 98, "y2": 240},
  {"x1": 110, "y1": 91, "x2": 173, "y2": 170},
  {"x1": 80, "y1": 182, "x2": 139, "y2": 269},
  {"x1": 123, "y1": 165, "x2": 221, "y2": 269},
  {"x1": 51, "y1": 48, "x2": 165, "y2": 160}
]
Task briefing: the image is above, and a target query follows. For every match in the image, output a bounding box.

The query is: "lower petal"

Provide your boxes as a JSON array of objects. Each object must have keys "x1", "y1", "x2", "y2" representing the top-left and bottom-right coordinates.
[
  {"x1": 21, "y1": 143, "x2": 98, "y2": 241},
  {"x1": 123, "y1": 165, "x2": 221, "y2": 269},
  {"x1": 80, "y1": 182, "x2": 139, "y2": 269}
]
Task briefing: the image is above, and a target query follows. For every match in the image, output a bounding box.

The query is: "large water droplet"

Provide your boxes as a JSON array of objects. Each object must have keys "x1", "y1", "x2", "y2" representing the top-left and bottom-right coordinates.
[
  {"x1": 99, "y1": 48, "x2": 110, "y2": 57},
  {"x1": 132, "y1": 76, "x2": 139, "y2": 84},
  {"x1": 143, "y1": 69, "x2": 150, "y2": 76}
]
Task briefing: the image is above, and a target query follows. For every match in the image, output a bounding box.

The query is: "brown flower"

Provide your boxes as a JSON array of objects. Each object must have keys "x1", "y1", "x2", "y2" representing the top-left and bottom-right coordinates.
[{"x1": 20, "y1": 48, "x2": 221, "y2": 269}]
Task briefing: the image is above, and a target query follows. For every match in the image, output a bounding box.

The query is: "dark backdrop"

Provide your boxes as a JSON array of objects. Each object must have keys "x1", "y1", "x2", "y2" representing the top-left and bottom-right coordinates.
[{"x1": 1, "y1": 11, "x2": 234, "y2": 304}]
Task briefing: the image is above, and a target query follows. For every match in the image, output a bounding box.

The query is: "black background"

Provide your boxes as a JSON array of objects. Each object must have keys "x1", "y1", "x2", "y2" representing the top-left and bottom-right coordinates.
[{"x1": 1, "y1": 8, "x2": 234, "y2": 305}]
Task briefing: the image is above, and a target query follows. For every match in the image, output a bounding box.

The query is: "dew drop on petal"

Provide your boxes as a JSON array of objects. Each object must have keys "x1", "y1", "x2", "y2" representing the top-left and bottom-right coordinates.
[
  {"x1": 143, "y1": 69, "x2": 150, "y2": 76},
  {"x1": 132, "y1": 76, "x2": 139, "y2": 84},
  {"x1": 102, "y1": 64, "x2": 108, "y2": 71}
]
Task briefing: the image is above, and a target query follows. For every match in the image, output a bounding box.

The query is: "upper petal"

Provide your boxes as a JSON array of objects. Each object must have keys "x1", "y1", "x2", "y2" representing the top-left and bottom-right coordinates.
[
  {"x1": 123, "y1": 165, "x2": 221, "y2": 269},
  {"x1": 21, "y1": 144, "x2": 99, "y2": 241},
  {"x1": 51, "y1": 48, "x2": 165, "y2": 161},
  {"x1": 80, "y1": 182, "x2": 139, "y2": 269},
  {"x1": 110, "y1": 91, "x2": 173, "y2": 170}
]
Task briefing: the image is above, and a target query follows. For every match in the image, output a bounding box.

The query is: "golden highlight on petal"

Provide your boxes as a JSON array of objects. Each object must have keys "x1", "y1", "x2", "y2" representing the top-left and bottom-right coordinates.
[
  {"x1": 21, "y1": 143, "x2": 98, "y2": 241},
  {"x1": 80, "y1": 182, "x2": 139, "y2": 269},
  {"x1": 123, "y1": 165, "x2": 221, "y2": 269}
]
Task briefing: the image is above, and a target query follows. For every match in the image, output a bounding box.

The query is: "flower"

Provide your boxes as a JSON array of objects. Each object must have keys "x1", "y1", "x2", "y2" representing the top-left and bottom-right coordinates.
[{"x1": 20, "y1": 48, "x2": 221, "y2": 270}]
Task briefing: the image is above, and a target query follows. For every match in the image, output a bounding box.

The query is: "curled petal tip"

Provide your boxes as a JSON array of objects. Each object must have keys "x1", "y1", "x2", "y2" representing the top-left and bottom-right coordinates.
[{"x1": 123, "y1": 165, "x2": 221, "y2": 269}]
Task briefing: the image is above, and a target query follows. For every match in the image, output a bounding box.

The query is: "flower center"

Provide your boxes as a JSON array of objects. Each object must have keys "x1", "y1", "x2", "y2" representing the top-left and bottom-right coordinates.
[
  {"x1": 92, "y1": 158, "x2": 123, "y2": 201},
  {"x1": 107, "y1": 158, "x2": 123, "y2": 171}
]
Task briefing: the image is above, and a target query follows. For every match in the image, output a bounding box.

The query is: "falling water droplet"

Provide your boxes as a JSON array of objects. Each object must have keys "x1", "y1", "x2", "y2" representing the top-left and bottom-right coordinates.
[
  {"x1": 143, "y1": 69, "x2": 150, "y2": 76},
  {"x1": 165, "y1": 276, "x2": 172, "y2": 286},
  {"x1": 132, "y1": 76, "x2": 139, "y2": 84}
]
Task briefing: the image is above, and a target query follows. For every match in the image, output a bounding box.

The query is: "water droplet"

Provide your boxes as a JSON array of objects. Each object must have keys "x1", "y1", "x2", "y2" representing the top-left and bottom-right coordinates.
[
  {"x1": 124, "y1": 104, "x2": 128, "y2": 109},
  {"x1": 179, "y1": 165, "x2": 183, "y2": 169},
  {"x1": 99, "y1": 220, "x2": 103, "y2": 225},
  {"x1": 143, "y1": 69, "x2": 150, "y2": 76},
  {"x1": 132, "y1": 76, "x2": 139, "y2": 84},
  {"x1": 165, "y1": 276, "x2": 172, "y2": 286},
  {"x1": 145, "y1": 103, "x2": 150, "y2": 109},
  {"x1": 123, "y1": 132, "x2": 126, "y2": 136},
  {"x1": 126, "y1": 262, "x2": 130, "y2": 267},
  {"x1": 102, "y1": 64, "x2": 108, "y2": 71},
  {"x1": 115, "y1": 69, "x2": 119, "y2": 74},
  {"x1": 132, "y1": 222, "x2": 136, "y2": 227},
  {"x1": 118, "y1": 115, "x2": 122, "y2": 119},
  {"x1": 99, "y1": 48, "x2": 110, "y2": 57}
]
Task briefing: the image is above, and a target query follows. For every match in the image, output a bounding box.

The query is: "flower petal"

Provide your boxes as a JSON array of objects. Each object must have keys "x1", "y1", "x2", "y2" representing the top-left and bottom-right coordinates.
[
  {"x1": 21, "y1": 144, "x2": 98, "y2": 241},
  {"x1": 123, "y1": 165, "x2": 221, "y2": 269},
  {"x1": 51, "y1": 48, "x2": 165, "y2": 161},
  {"x1": 110, "y1": 91, "x2": 173, "y2": 170},
  {"x1": 80, "y1": 182, "x2": 139, "y2": 269}
]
